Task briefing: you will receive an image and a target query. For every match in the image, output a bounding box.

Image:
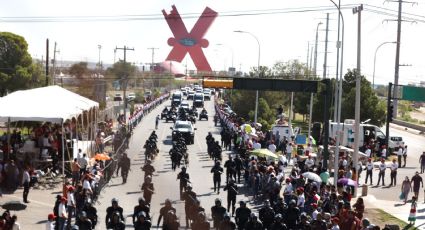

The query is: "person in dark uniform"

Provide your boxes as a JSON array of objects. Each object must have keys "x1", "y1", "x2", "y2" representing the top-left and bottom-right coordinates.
[
  {"x1": 157, "y1": 199, "x2": 176, "y2": 228},
  {"x1": 212, "y1": 141, "x2": 222, "y2": 161},
  {"x1": 75, "y1": 211, "x2": 92, "y2": 230},
  {"x1": 165, "y1": 210, "x2": 180, "y2": 230},
  {"x1": 119, "y1": 153, "x2": 131, "y2": 184},
  {"x1": 285, "y1": 199, "x2": 300, "y2": 229},
  {"x1": 105, "y1": 198, "x2": 124, "y2": 227},
  {"x1": 133, "y1": 198, "x2": 151, "y2": 224},
  {"x1": 142, "y1": 160, "x2": 155, "y2": 179},
  {"x1": 235, "y1": 201, "x2": 251, "y2": 230},
  {"x1": 191, "y1": 212, "x2": 210, "y2": 230},
  {"x1": 141, "y1": 176, "x2": 155, "y2": 204},
  {"x1": 182, "y1": 185, "x2": 197, "y2": 227},
  {"x1": 134, "y1": 211, "x2": 152, "y2": 230},
  {"x1": 82, "y1": 200, "x2": 97, "y2": 229},
  {"x1": 245, "y1": 213, "x2": 263, "y2": 230},
  {"x1": 219, "y1": 213, "x2": 236, "y2": 230},
  {"x1": 270, "y1": 214, "x2": 288, "y2": 230},
  {"x1": 53, "y1": 195, "x2": 62, "y2": 228},
  {"x1": 211, "y1": 198, "x2": 227, "y2": 230},
  {"x1": 234, "y1": 155, "x2": 244, "y2": 183},
  {"x1": 106, "y1": 211, "x2": 125, "y2": 230},
  {"x1": 188, "y1": 199, "x2": 205, "y2": 227},
  {"x1": 259, "y1": 200, "x2": 275, "y2": 229},
  {"x1": 211, "y1": 161, "x2": 224, "y2": 194},
  {"x1": 224, "y1": 157, "x2": 236, "y2": 183},
  {"x1": 177, "y1": 167, "x2": 190, "y2": 200},
  {"x1": 223, "y1": 180, "x2": 238, "y2": 216}
]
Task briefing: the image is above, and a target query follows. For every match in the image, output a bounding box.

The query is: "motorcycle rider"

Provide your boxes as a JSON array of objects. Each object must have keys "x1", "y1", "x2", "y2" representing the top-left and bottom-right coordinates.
[
  {"x1": 133, "y1": 197, "x2": 151, "y2": 224},
  {"x1": 142, "y1": 159, "x2": 155, "y2": 179},
  {"x1": 105, "y1": 198, "x2": 124, "y2": 227}
]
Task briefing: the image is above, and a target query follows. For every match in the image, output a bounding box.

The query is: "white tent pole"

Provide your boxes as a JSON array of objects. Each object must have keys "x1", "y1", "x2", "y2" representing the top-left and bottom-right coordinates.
[{"x1": 61, "y1": 122, "x2": 65, "y2": 181}]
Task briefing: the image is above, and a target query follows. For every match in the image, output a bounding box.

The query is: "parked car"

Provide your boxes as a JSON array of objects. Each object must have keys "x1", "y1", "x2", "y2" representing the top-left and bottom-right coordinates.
[{"x1": 113, "y1": 93, "x2": 123, "y2": 101}]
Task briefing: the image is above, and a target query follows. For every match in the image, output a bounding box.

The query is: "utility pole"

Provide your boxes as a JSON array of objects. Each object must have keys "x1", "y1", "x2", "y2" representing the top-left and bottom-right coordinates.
[
  {"x1": 306, "y1": 42, "x2": 310, "y2": 74},
  {"x1": 115, "y1": 46, "x2": 135, "y2": 123},
  {"x1": 353, "y1": 4, "x2": 363, "y2": 197},
  {"x1": 45, "y1": 39, "x2": 49, "y2": 86},
  {"x1": 323, "y1": 14, "x2": 329, "y2": 80},
  {"x1": 52, "y1": 42, "x2": 60, "y2": 85},
  {"x1": 98, "y1": 45, "x2": 102, "y2": 70},
  {"x1": 147, "y1": 47, "x2": 159, "y2": 71},
  {"x1": 314, "y1": 22, "x2": 323, "y2": 77}
]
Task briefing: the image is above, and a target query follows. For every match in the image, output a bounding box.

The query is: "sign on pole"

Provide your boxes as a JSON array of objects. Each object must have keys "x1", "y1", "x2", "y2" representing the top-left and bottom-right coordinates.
[{"x1": 401, "y1": 86, "x2": 425, "y2": 102}]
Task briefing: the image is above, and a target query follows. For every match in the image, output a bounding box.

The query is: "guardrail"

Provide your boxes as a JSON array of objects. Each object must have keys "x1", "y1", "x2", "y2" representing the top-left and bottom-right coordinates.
[{"x1": 393, "y1": 119, "x2": 425, "y2": 133}]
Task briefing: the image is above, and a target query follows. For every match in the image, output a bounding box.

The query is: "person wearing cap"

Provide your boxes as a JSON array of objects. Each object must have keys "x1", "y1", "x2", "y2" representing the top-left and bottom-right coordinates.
[
  {"x1": 133, "y1": 198, "x2": 150, "y2": 224},
  {"x1": 223, "y1": 179, "x2": 238, "y2": 216},
  {"x1": 75, "y1": 211, "x2": 92, "y2": 230},
  {"x1": 190, "y1": 212, "x2": 210, "y2": 230},
  {"x1": 411, "y1": 171, "x2": 423, "y2": 200},
  {"x1": 106, "y1": 198, "x2": 124, "y2": 227},
  {"x1": 141, "y1": 176, "x2": 155, "y2": 204},
  {"x1": 157, "y1": 199, "x2": 176, "y2": 228},
  {"x1": 235, "y1": 201, "x2": 251, "y2": 230},
  {"x1": 311, "y1": 203, "x2": 319, "y2": 220},
  {"x1": 376, "y1": 158, "x2": 387, "y2": 186},
  {"x1": 66, "y1": 186, "x2": 76, "y2": 228},
  {"x1": 296, "y1": 187, "x2": 305, "y2": 212},
  {"x1": 283, "y1": 178, "x2": 294, "y2": 204},
  {"x1": 46, "y1": 213, "x2": 56, "y2": 230},
  {"x1": 211, "y1": 198, "x2": 226, "y2": 229},
  {"x1": 82, "y1": 200, "x2": 97, "y2": 228},
  {"x1": 219, "y1": 213, "x2": 236, "y2": 230},
  {"x1": 133, "y1": 211, "x2": 152, "y2": 230},
  {"x1": 365, "y1": 158, "x2": 374, "y2": 185},
  {"x1": 245, "y1": 213, "x2": 263, "y2": 230},
  {"x1": 331, "y1": 217, "x2": 340, "y2": 230},
  {"x1": 177, "y1": 166, "x2": 190, "y2": 200},
  {"x1": 57, "y1": 197, "x2": 68, "y2": 230},
  {"x1": 211, "y1": 161, "x2": 224, "y2": 194},
  {"x1": 390, "y1": 158, "x2": 399, "y2": 186},
  {"x1": 141, "y1": 160, "x2": 155, "y2": 179}
]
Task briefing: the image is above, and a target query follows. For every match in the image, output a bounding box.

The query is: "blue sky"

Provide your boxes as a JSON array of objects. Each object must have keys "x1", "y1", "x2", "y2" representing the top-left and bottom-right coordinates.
[{"x1": 1, "y1": 0, "x2": 424, "y2": 85}]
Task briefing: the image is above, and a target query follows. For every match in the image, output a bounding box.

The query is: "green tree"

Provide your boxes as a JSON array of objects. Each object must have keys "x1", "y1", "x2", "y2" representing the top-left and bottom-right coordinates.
[
  {"x1": 341, "y1": 69, "x2": 386, "y2": 126},
  {"x1": 106, "y1": 60, "x2": 136, "y2": 80},
  {"x1": 69, "y1": 62, "x2": 90, "y2": 78},
  {"x1": 0, "y1": 32, "x2": 42, "y2": 96}
]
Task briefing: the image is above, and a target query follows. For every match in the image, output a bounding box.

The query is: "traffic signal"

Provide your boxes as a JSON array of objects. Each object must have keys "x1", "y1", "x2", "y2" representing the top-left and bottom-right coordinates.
[{"x1": 388, "y1": 104, "x2": 394, "y2": 122}]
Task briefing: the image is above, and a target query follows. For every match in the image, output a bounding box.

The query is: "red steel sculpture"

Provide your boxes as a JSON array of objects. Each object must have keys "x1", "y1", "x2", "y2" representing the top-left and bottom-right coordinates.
[{"x1": 162, "y1": 5, "x2": 217, "y2": 72}]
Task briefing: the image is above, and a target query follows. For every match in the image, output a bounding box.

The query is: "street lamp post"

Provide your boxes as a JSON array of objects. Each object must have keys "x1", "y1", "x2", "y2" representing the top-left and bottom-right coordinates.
[
  {"x1": 330, "y1": 0, "x2": 345, "y2": 186},
  {"x1": 234, "y1": 30, "x2": 261, "y2": 123},
  {"x1": 372, "y1": 42, "x2": 397, "y2": 89},
  {"x1": 314, "y1": 22, "x2": 323, "y2": 77}
]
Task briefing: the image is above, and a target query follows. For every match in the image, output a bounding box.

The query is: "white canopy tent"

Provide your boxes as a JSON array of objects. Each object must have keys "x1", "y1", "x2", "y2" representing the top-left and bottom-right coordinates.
[
  {"x1": 0, "y1": 85, "x2": 98, "y2": 123},
  {"x1": 0, "y1": 86, "x2": 99, "y2": 176}
]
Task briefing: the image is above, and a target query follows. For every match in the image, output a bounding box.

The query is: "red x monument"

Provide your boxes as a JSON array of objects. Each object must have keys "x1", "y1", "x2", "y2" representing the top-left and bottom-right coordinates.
[{"x1": 162, "y1": 5, "x2": 218, "y2": 72}]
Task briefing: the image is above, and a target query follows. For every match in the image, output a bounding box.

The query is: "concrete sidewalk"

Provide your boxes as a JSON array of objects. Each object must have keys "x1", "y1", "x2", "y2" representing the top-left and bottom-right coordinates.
[{"x1": 355, "y1": 192, "x2": 425, "y2": 229}]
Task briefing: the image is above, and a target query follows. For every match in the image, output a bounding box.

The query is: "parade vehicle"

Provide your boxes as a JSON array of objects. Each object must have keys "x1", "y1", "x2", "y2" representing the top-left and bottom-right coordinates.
[
  {"x1": 180, "y1": 100, "x2": 190, "y2": 111},
  {"x1": 165, "y1": 111, "x2": 177, "y2": 123},
  {"x1": 193, "y1": 93, "x2": 204, "y2": 107},
  {"x1": 329, "y1": 119, "x2": 396, "y2": 151},
  {"x1": 171, "y1": 91, "x2": 183, "y2": 106},
  {"x1": 171, "y1": 120, "x2": 196, "y2": 144},
  {"x1": 187, "y1": 90, "x2": 195, "y2": 100},
  {"x1": 199, "y1": 110, "x2": 208, "y2": 120},
  {"x1": 203, "y1": 88, "x2": 211, "y2": 100}
]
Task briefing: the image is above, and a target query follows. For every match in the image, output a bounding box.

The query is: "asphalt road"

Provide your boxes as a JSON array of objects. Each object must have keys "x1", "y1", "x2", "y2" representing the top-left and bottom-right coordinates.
[
  {"x1": 95, "y1": 96, "x2": 250, "y2": 229},
  {"x1": 363, "y1": 126, "x2": 425, "y2": 202}
]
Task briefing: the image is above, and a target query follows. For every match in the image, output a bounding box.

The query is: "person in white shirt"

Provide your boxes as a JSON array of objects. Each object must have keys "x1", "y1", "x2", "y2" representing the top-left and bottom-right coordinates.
[
  {"x1": 397, "y1": 146, "x2": 403, "y2": 168},
  {"x1": 381, "y1": 146, "x2": 387, "y2": 159},
  {"x1": 296, "y1": 187, "x2": 305, "y2": 212},
  {"x1": 304, "y1": 144, "x2": 313, "y2": 156},
  {"x1": 22, "y1": 167, "x2": 31, "y2": 203},
  {"x1": 311, "y1": 203, "x2": 319, "y2": 220},
  {"x1": 46, "y1": 213, "x2": 56, "y2": 230},
  {"x1": 365, "y1": 158, "x2": 374, "y2": 185},
  {"x1": 283, "y1": 178, "x2": 293, "y2": 204},
  {"x1": 390, "y1": 158, "x2": 398, "y2": 186},
  {"x1": 57, "y1": 197, "x2": 68, "y2": 230},
  {"x1": 376, "y1": 159, "x2": 387, "y2": 186},
  {"x1": 403, "y1": 145, "x2": 408, "y2": 168},
  {"x1": 305, "y1": 156, "x2": 315, "y2": 171},
  {"x1": 331, "y1": 217, "x2": 340, "y2": 230},
  {"x1": 267, "y1": 141, "x2": 276, "y2": 153},
  {"x1": 253, "y1": 140, "x2": 261, "y2": 150},
  {"x1": 66, "y1": 187, "x2": 76, "y2": 227},
  {"x1": 286, "y1": 143, "x2": 293, "y2": 163},
  {"x1": 365, "y1": 147, "x2": 372, "y2": 158}
]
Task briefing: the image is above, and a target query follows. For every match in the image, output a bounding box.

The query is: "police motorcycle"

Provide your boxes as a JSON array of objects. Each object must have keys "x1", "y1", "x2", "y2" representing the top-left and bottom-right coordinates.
[
  {"x1": 199, "y1": 108, "x2": 208, "y2": 121},
  {"x1": 161, "y1": 107, "x2": 169, "y2": 119},
  {"x1": 165, "y1": 110, "x2": 177, "y2": 123}
]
